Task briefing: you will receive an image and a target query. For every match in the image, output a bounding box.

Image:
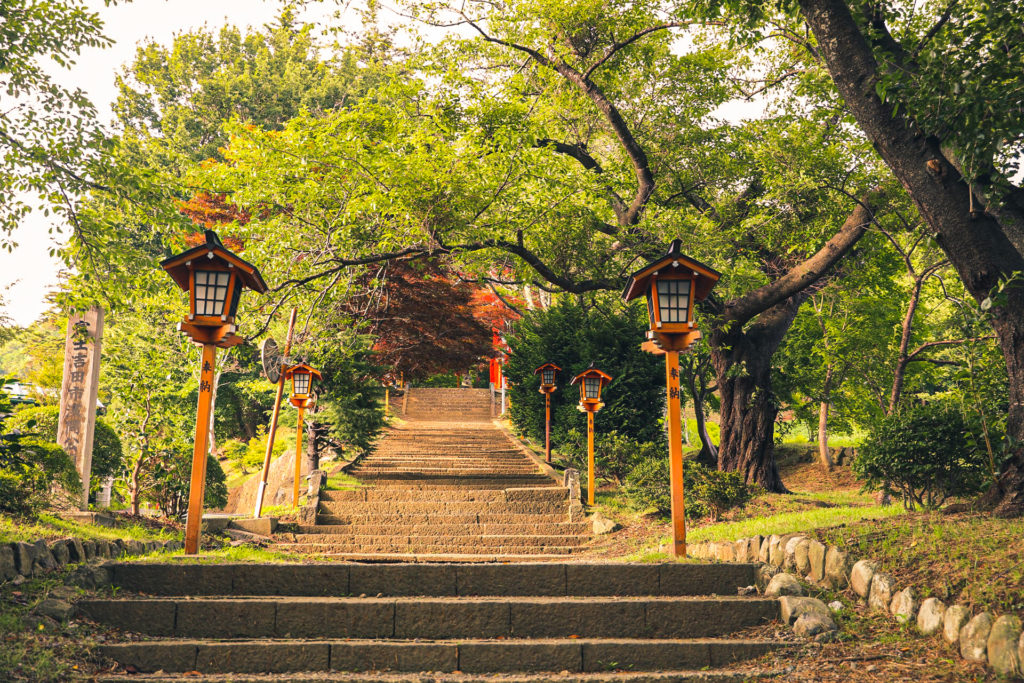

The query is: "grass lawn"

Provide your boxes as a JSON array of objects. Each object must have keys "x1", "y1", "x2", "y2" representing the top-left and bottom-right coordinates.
[
  {"x1": 0, "y1": 512, "x2": 181, "y2": 545},
  {"x1": 810, "y1": 512, "x2": 1024, "y2": 619}
]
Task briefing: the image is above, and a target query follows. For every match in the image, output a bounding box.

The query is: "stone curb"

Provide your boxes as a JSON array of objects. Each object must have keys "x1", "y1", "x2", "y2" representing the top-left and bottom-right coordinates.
[
  {"x1": 1, "y1": 535, "x2": 183, "y2": 585},
  {"x1": 690, "y1": 534, "x2": 1023, "y2": 678}
]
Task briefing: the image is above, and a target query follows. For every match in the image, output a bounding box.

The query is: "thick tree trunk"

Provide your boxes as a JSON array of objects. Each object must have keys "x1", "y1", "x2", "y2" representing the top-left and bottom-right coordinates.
[
  {"x1": 713, "y1": 344, "x2": 787, "y2": 492},
  {"x1": 710, "y1": 299, "x2": 803, "y2": 493},
  {"x1": 799, "y1": 0, "x2": 1024, "y2": 515}
]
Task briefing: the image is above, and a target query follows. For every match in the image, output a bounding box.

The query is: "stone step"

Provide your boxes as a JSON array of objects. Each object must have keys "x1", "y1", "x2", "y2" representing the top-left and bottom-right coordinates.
[
  {"x1": 317, "y1": 501, "x2": 569, "y2": 515},
  {"x1": 277, "y1": 544, "x2": 583, "y2": 556},
  {"x1": 321, "y1": 487, "x2": 566, "y2": 502},
  {"x1": 353, "y1": 473, "x2": 554, "y2": 483},
  {"x1": 99, "y1": 637, "x2": 784, "y2": 675},
  {"x1": 286, "y1": 534, "x2": 588, "y2": 547},
  {"x1": 81, "y1": 596, "x2": 778, "y2": 640},
  {"x1": 294, "y1": 522, "x2": 588, "y2": 536},
  {"x1": 98, "y1": 670, "x2": 772, "y2": 682},
  {"x1": 313, "y1": 512, "x2": 573, "y2": 526},
  {"x1": 275, "y1": 534, "x2": 588, "y2": 550},
  {"x1": 102, "y1": 562, "x2": 761, "y2": 597}
]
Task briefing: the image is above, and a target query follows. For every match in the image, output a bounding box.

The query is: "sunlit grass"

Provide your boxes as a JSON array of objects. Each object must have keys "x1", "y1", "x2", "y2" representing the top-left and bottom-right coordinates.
[
  {"x1": 0, "y1": 513, "x2": 181, "y2": 544},
  {"x1": 687, "y1": 504, "x2": 906, "y2": 544}
]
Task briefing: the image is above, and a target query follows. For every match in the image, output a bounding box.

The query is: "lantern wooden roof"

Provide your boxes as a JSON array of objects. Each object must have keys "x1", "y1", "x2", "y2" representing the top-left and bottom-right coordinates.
[
  {"x1": 570, "y1": 367, "x2": 613, "y2": 386},
  {"x1": 284, "y1": 362, "x2": 323, "y2": 381},
  {"x1": 622, "y1": 239, "x2": 720, "y2": 303},
  {"x1": 161, "y1": 230, "x2": 269, "y2": 294},
  {"x1": 534, "y1": 362, "x2": 562, "y2": 375}
]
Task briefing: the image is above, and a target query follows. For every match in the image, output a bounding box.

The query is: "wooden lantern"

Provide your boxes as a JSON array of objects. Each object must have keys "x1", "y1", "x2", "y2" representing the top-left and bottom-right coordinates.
[
  {"x1": 622, "y1": 239, "x2": 720, "y2": 352},
  {"x1": 534, "y1": 362, "x2": 561, "y2": 394},
  {"x1": 571, "y1": 367, "x2": 612, "y2": 413},
  {"x1": 161, "y1": 230, "x2": 268, "y2": 348}
]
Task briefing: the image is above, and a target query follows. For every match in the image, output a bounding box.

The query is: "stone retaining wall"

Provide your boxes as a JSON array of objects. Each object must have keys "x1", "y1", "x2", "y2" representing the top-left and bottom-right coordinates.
[
  {"x1": 0, "y1": 535, "x2": 182, "y2": 584},
  {"x1": 691, "y1": 534, "x2": 1023, "y2": 677}
]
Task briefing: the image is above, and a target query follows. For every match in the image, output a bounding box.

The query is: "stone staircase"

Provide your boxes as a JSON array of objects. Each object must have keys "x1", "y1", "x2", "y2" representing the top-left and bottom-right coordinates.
[
  {"x1": 276, "y1": 388, "x2": 585, "y2": 559},
  {"x1": 404, "y1": 387, "x2": 493, "y2": 421},
  {"x1": 82, "y1": 561, "x2": 787, "y2": 680}
]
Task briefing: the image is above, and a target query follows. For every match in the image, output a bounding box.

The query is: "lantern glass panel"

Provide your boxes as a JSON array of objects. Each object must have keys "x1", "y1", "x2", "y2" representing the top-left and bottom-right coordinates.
[
  {"x1": 228, "y1": 278, "x2": 243, "y2": 317},
  {"x1": 293, "y1": 371, "x2": 311, "y2": 396},
  {"x1": 656, "y1": 278, "x2": 691, "y2": 323},
  {"x1": 583, "y1": 376, "x2": 601, "y2": 400},
  {"x1": 542, "y1": 369, "x2": 555, "y2": 386},
  {"x1": 194, "y1": 270, "x2": 231, "y2": 316}
]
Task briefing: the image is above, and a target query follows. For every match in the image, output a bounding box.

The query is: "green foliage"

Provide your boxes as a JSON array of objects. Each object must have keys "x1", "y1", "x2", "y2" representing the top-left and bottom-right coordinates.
[
  {"x1": 560, "y1": 429, "x2": 662, "y2": 485},
  {"x1": 625, "y1": 457, "x2": 754, "y2": 521},
  {"x1": 242, "y1": 425, "x2": 288, "y2": 472},
  {"x1": 7, "y1": 406, "x2": 124, "y2": 486},
  {"x1": 503, "y1": 298, "x2": 664, "y2": 446},
  {"x1": 147, "y1": 446, "x2": 229, "y2": 516},
  {"x1": 306, "y1": 340, "x2": 386, "y2": 458},
  {"x1": 0, "y1": 379, "x2": 80, "y2": 515},
  {"x1": 853, "y1": 403, "x2": 993, "y2": 510}
]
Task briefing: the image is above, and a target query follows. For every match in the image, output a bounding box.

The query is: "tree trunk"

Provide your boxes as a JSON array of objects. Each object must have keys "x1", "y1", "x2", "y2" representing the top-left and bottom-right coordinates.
[
  {"x1": 306, "y1": 419, "x2": 320, "y2": 473},
  {"x1": 798, "y1": 0, "x2": 1024, "y2": 515},
  {"x1": 691, "y1": 387, "x2": 717, "y2": 468},
  {"x1": 817, "y1": 402, "x2": 833, "y2": 471},
  {"x1": 888, "y1": 274, "x2": 924, "y2": 414},
  {"x1": 710, "y1": 298, "x2": 803, "y2": 493},
  {"x1": 818, "y1": 367, "x2": 834, "y2": 470}
]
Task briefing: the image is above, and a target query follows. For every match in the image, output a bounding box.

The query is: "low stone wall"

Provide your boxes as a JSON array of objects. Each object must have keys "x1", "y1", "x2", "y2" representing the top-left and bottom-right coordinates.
[
  {"x1": 691, "y1": 534, "x2": 1023, "y2": 678},
  {"x1": 1, "y1": 536, "x2": 182, "y2": 585}
]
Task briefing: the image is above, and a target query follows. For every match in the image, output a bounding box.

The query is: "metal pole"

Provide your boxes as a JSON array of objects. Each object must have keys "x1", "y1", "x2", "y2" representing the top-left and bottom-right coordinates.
[
  {"x1": 293, "y1": 403, "x2": 305, "y2": 508},
  {"x1": 501, "y1": 377, "x2": 506, "y2": 415},
  {"x1": 666, "y1": 350, "x2": 687, "y2": 558},
  {"x1": 184, "y1": 342, "x2": 217, "y2": 555},
  {"x1": 545, "y1": 393, "x2": 552, "y2": 464},
  {"x1": 587, "y1": 410, "x2": 595, "y2": 506},
  {"x1": 254, "y1": 308, "x2": 297, "y2": 518}
]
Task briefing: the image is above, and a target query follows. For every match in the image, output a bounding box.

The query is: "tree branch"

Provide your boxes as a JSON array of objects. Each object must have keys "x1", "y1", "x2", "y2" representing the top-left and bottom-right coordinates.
[
  {"x1": 725, "y1": 191, "x2": 881, "y2": 325},
  {"x1": 905, "y1": 336, "x2": 996, "y2": 362}
]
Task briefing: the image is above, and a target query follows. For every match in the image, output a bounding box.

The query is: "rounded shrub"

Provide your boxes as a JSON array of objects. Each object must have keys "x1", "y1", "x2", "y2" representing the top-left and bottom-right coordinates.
[
  {"x1": 853, "y1": 403, "x2": 991, "y2": 509},
  {"x1": 625, "y1": 457, "x2": 754, "y2": 521},
  {"x1": 8, "y1": 405, "x2": 124, "y2": 483}
]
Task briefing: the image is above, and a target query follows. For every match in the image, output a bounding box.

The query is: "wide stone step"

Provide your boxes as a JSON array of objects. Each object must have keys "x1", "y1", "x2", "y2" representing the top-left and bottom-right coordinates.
[
  {"x1": 321, "y1": 487, "x2": 566, "y2": 502},
  {"x1": 276, "y1": 534, "x2": 588, "y2": 549},
  {"x1": 288, "y1": 533, "x2": 588, "y2": 547},
  {"x1": 295, "y1": 522, "x2": 588, "y2": 536},
  {"x1": 314, "y1": 512, "x2": 573, "y2": 525},
  {"x1": 102, "y1": 562, "x2": 762, "y2": 597},
  {"x1": 81, "y1": 596, "x2": 778, "y2": 640},
  {"x1": 98, "y1": 670, "x2": 773, "y2": 682},
  {"x1": 317, "y1": 501, "x2": 569, "y2": 515},
  {"x1": 353, "y1": 473, "x2": 554, "y2": 483},
  {"x1": 99, "y1": 637, "x2": 784, "y2": 675},
  {"x1": 278, "y1": 543, "x2": 583, "y2": 555}
]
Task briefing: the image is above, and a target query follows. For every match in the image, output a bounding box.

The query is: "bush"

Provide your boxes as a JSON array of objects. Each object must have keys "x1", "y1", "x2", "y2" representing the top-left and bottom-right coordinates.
[
  {"x1": 146, "y1": 446, "x2": 229, "y2": 517},
  {"x1": 502, "y1": 298, "x2": 664, "y2": 446},
  {"x1": 853, "y1": 403, "x2": 991, "y2": 509},
  {"x1": 625, "y1": 457, "x2": 755, "y2": 521},
  {"x1": 8, "y1": 405, "x2": 124, "y2": 486},
  {"x1": 0, "y1": 385, "x2": 80, "y2": 515},
  {"x1": 560, "y1": 430, "x2": 661, "y2": 485}
]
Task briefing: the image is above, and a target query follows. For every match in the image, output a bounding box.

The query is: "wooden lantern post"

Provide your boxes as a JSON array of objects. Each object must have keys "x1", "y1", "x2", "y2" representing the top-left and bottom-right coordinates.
[
  {"x1": 284, "y1": 362, "x2": 322, "y2": 508},
  {"x1": 161, "y1": 230, "x2": 268, "y2": 555},
  {"x1": 622, "y1": 239, "x2": 720, "y2": 558},
  {"x1": 534, "y1": 362, "x2": 561, "y2": 464},
  {"x1": 254, "y1": 307, "x2": 297, "y2": 518},
  {"x1": 570, "y1": 366, "x2": 612, "y2": 506}
]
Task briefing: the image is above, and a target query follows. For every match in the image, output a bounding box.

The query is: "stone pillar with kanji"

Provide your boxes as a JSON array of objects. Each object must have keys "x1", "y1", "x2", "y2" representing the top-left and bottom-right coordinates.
[{"x1": 57, "y1": 306, "x2": 104, "y2": 510}]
